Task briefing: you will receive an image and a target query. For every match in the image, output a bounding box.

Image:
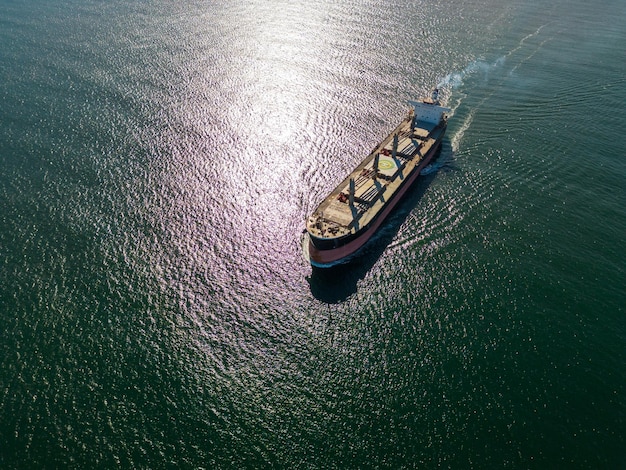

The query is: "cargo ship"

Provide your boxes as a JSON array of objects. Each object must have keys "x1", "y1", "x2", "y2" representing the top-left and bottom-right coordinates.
[{"x1": 304, "y1": 89, "x2": 450, "y2": 267}]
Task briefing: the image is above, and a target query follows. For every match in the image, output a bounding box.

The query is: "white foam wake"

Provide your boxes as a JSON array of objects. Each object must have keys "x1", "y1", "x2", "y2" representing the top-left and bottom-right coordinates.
[
  {"x1": 437, "y1": 57, "x2": 506, "y2": 91},
  {"x1": 436, "y1": 22, "x2": 553, "y2": 151}
]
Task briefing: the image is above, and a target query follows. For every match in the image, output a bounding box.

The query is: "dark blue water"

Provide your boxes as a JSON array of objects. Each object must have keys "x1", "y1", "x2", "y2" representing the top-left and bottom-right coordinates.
[{"x1": 1, "y1": 0, "x2": 624, "y2": 467}]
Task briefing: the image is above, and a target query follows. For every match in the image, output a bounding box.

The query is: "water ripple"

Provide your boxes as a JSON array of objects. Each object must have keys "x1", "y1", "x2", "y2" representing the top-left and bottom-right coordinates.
[{"x1": 2, "y1": 0, "x2": 625, "y2": 467}]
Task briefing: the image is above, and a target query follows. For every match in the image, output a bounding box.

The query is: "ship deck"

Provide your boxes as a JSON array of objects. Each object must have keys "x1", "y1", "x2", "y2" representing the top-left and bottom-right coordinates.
[{"x1": 307, "y1": 114, "x2": 445, "y2": 240}]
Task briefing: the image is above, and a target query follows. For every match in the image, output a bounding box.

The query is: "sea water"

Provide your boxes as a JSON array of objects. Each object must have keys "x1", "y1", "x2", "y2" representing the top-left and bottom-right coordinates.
[{"x1": 1, "y1": 0, "x2": 624, "y2": 467}]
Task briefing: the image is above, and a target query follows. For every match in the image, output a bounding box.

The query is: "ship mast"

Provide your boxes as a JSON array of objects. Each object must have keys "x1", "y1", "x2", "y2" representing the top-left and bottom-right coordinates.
[{"x1": 373, "y1": 152, "x2": 379, "y2": 179}]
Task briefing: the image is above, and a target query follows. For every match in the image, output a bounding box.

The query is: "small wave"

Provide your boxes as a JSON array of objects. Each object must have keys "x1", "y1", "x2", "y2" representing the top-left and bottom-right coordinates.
[{"x1": 506, "y1": 22, "x2": 552, "y2": 60}]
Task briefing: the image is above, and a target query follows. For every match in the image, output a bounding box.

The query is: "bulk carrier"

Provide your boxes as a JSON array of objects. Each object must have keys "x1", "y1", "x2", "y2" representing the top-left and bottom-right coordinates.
[{"x1": 304, "y1": 90, "x2": 450, "y2": 267}]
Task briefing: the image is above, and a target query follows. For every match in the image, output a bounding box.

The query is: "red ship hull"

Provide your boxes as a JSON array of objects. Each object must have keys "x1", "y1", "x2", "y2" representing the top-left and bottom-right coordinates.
[{"x1": 307, "y1": 138, "x2": 443, "y2": 267}]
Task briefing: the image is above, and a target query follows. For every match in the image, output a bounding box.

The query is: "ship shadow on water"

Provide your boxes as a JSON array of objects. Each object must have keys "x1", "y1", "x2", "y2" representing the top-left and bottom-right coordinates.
[{"x1": 308, "y1": 143, "x2": 455, "y2": 304}]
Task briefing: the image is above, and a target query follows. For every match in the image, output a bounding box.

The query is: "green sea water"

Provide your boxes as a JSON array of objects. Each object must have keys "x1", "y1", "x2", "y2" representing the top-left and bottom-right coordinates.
[{"x1": 1, "y1": 0, "x2": 625, "y2": 467}]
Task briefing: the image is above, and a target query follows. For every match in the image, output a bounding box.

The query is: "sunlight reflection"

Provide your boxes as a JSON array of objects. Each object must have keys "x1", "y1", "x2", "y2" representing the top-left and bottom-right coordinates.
[{"x1": 213, "y1": 4, "x2": 336, "y2": 240}]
